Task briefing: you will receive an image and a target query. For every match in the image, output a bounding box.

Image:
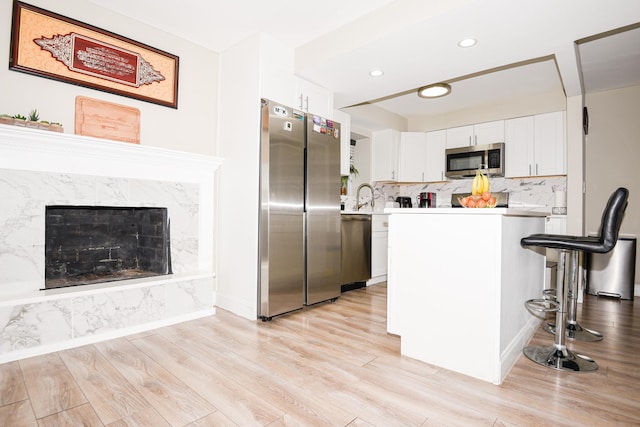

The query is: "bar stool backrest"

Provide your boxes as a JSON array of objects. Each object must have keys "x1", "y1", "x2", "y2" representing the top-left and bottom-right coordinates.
[{"x1": 596, "y1": 187, "x2": 629, "y2": 253}]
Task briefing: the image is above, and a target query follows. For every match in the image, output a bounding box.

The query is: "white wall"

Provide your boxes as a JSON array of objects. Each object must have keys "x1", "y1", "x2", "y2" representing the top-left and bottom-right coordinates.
[
  {"x1": 344, "y1": 104, "x2": 408, "y2": 132},
  {"x1": 215, "y1": 35, "x2": 263, "y2": 319},
  {"x1": 408, "y1": 90, "x2": 566, "y2": 131},
  {"x1": 0, "y1": 0, "x2": 219, "y2": 155},
  {"x1": 585, "y1": 85, "x2": 640, "y2": 284}
]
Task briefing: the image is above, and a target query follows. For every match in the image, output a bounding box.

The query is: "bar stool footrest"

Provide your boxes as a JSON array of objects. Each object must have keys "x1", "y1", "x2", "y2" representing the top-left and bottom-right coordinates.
[
  {"x1": 542, "y1": 322, "x2": 604, "y2": 341},
  {"x1": 523, "y1": 345, "x2": 598, "y2": 372},
  {"x1": 525, "y1": 298, "x2": 559, "y2": 313}
]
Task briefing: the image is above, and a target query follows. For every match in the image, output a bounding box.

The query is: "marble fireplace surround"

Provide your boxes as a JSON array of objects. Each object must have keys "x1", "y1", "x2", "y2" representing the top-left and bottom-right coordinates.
[{"x1": 0, "y1": 126, "x2": 222, "y2": 363}]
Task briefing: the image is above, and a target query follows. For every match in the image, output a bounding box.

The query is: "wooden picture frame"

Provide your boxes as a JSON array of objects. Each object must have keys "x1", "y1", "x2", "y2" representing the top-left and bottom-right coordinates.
[{"x1": 9, "y1": 1, "x2": 179, "y2": 109}]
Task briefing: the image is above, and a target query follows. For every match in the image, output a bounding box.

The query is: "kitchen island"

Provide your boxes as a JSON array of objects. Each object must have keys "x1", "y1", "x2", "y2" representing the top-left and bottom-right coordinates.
[{"x1": 385, "y1": 208, "x2": 547, "y2": 384}]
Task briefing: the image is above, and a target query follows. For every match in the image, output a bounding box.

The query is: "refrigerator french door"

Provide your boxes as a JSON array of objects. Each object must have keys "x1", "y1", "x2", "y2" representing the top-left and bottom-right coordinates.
[
  {"x1": 258, "y1": 99, "x2": 305, "y2": 319},
  {"x1": 304, "y1": 113, "x2": 342, "y2": 305},
  {"x1": 258, "y1": 99, "x2": 342, "y2": 320}
]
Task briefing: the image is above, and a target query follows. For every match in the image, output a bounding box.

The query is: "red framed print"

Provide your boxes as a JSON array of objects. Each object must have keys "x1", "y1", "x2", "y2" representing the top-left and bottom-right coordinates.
[{"x1": 9, "y1": 1, "x2": 179, "y2": 108}]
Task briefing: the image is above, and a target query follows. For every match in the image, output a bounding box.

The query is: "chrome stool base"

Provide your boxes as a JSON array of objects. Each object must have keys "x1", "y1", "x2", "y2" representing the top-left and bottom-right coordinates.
[
  {"x1": 524, "y1": 345, "x2": 598, "y2": 372},
  {"x1": 542, "y1": 322, "x2": 604, "y2": 342}
]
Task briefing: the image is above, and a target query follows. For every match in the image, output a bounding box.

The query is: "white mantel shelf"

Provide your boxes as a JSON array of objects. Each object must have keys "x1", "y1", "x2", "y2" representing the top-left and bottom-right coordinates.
[{"x1": 0, "y1": 124, "x2": 222, "y2": 182}]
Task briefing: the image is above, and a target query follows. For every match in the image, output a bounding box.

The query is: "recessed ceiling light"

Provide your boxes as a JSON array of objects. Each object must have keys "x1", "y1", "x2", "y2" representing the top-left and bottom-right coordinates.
[
  {"x1": 369, "y1": 70, "x2": 384, "y2": 77},
  {"x1": 417, "y1": 83, "x2": 451, "y2": 98},
  {"x1": 458, "y1": 38, "x2": 477, "y2": 48}
]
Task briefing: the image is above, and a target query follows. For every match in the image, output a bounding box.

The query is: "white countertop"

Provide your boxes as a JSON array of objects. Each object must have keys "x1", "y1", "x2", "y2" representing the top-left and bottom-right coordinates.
[
  {"x1": 384, "y1": 207, "x2": 549, "y2": 217},
  {"x1": 341, "y1": 210, "x2": 388, "y2": 215}
]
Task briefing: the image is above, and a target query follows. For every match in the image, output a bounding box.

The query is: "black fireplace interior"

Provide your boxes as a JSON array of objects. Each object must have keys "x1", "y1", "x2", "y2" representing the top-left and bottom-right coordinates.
[{"x1": 45, "y1": 206, "x2": 171, "y2": 289}]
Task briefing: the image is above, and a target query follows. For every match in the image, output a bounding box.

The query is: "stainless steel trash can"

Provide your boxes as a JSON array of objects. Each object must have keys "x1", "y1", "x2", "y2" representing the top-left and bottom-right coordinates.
[{"x1": 586, "y1": 235, "x2": 636, "y2": 300}]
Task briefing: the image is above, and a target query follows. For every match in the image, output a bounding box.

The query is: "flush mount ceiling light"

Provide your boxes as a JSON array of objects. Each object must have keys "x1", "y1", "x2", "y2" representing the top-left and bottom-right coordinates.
[
  {"x1": 458, "y1": 38, "x2": 477, "y2": 48},
  {"x1": 369, "y1": 69, "x2": 384, "y2": 77},
  {"x1": 417, "y1": 83, "x2": 451, "y2": 98}
]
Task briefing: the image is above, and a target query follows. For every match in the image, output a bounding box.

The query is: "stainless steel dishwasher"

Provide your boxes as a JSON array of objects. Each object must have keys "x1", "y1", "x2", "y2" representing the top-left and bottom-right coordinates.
[{"x1": 341, "y1": 214, "x2": 372, "y2": 289}]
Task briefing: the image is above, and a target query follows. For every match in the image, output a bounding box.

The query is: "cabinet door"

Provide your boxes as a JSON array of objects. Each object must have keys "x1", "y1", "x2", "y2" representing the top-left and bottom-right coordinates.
[
  {"x1": 333, "y1": 109, "x2": 352, "y2": 176},
  {"x1": 371, "y1": 231, "x2": 389, "y2": 277},
  {"x1": 425, "y1": 130, "x2": 446, "y2": 181},
  {"x1": 504, "y1": 116, "x2": 534, "y2": 177},
  {"x1": 371, "y1": 214, "x2": 389, "y2": 278},
  {"x1": 534, "y1": 111, "x2": 565, "y2": 176},
  {"x1": 473, "y1": 120, "x2": 505, "y2": 146},
  {"x1": 399, "y1": 132, "x2": 427, "y2": 182},
  {"x1": 295, "y1": 77, "x2": 333, "y2": 118},
  {"x1": 372, "y1": 129, "x2": 400, "y2": 181},
  {"x1": 445, "y1": 125, "x2": 473, "y2": 148}
]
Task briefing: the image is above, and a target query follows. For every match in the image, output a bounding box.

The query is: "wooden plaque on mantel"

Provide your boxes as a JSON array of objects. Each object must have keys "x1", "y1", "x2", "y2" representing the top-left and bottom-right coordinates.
[{"x1": 74, "y1": 96, "x2": 140, "y2": 144}]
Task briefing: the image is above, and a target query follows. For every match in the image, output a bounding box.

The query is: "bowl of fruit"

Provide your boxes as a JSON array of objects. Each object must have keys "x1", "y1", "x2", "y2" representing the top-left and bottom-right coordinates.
[
  {"x1": 458, "y1": 192, "x2": 497, "y2": 208},
  {"x1": 459, "y1": 170, "x2": 497, "y2": 208}
]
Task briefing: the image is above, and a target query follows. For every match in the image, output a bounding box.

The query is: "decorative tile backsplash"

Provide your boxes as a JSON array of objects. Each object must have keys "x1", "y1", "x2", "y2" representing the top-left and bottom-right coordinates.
[
  {"x1": 0, "y1": 169, "x2": 199, "y2": 298},
  {"x1": 343, "y1": 176, "x2": 567, "y2": 212}
]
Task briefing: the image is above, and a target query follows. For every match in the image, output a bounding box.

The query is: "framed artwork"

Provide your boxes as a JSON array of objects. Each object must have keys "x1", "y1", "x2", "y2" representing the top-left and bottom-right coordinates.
[{"x1": 9, "y1": 1, "x2": 179, "y2": 108}]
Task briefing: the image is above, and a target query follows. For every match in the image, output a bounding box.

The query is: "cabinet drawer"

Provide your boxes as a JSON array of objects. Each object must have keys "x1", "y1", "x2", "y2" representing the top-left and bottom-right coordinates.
[{"x1": 372, "y1": 214, "x2": 389, "y2": 232}]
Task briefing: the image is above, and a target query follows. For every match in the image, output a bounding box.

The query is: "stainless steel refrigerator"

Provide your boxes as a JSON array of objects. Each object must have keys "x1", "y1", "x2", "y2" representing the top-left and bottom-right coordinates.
[{"x1": 258, "y1": 98, "x2": 341, "y2": 320}]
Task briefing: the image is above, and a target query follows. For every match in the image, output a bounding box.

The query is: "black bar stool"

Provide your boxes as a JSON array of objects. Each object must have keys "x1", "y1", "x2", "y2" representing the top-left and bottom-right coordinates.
[{"x1": 520, "y1": 187, "x2": 629, "y2": 372}]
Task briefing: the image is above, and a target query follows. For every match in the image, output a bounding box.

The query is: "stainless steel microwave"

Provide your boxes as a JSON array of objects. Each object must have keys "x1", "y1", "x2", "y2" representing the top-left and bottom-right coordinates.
[{"x1": 445, "y1": 142, "x2": 505, "y2": 178}]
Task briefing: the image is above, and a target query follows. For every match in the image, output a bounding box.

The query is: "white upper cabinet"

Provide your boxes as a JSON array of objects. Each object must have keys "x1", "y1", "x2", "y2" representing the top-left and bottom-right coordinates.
[
  {"x1": 446, "y1": 120, "x2": 505, "y2": 148},
  {"x1": 505, "y1": 112, "x2": 565, "y2": 177},
  {"x1": 258, "y1": 39, "x2": 333, "y2": 118},
  {"x1": 259, "y1": 35, "x2": 296, "y2": 106},
  {"x1": 475, "y1": 120, "x2": 505, "y2": 146},
  {"x1": 425, "y1": 130, "x2": 447, "y2": 182},
  {"x1": 445, "y1": 125, "x2": 474, "y2": 148},
  {"x1": 372, "y1": 129, "x2": 400, "y2": 182},
  {"x1": 505, "y1": 116, "x2": 535, "y2": 177},
  {"x1": 399, "y1": 132, "x2": 427, "y2": 182},
  {"x1": 295, "y1": 77, "x2": 334, "y2": 118},
  {"x1": 534, "y1": 111, "x2": 565, "y2": 176},
  {"x1": 333, "y1": 109, "x2": 352, "y2": 176}
]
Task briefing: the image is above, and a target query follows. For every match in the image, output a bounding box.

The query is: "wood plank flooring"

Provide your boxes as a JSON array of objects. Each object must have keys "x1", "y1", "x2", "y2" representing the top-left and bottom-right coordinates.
[{"x1": 1, "y1": 283, "x2": 639, "y2": 426}]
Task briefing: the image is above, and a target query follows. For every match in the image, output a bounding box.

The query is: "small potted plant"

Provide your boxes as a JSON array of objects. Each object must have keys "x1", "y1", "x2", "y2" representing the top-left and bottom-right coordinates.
[
  {"x1": 0, "y1": 109, "x2": 63, "y2": 132},
  {"x1": 48, "y1": 121, "x2": 64, "y2": 132},
  {"x1": 26, "y1": 109, "x2": 41, "y2": 129},
  {"x1": 341, "y1": 164, "x2": 359, "y2": 195},
  {"x1": 0, "y1": 114, "x2": 13, "y2": 125},
  {"x1": 12, "y1": 113, "x2": 27, "y2": 127}
]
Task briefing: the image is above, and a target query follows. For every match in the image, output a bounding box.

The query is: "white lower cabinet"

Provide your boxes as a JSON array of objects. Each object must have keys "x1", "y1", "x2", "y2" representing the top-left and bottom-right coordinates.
[{"x1": 368, "y1": 214, "x2": 389, "y2": 285}]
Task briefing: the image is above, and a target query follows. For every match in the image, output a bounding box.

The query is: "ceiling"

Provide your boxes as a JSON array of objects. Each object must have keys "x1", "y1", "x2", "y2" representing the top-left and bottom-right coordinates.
[{"x1": 86, "y1": 0, "x2": 640, "y2": 124}]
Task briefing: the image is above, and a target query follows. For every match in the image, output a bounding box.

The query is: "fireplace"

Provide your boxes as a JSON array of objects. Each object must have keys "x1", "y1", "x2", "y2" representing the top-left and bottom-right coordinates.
[
  {"x1": 45, "y1": 206, "x2": 172, "y2": 289},
  {"x1": 0, "y1": 125, "x2": 221, "y2": 364}
]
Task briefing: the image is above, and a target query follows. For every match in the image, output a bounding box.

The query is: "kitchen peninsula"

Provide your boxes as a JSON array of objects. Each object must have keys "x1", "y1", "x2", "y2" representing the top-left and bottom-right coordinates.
[{"x1": 385, "y1": 207, "x2": 547, "y2": 384}]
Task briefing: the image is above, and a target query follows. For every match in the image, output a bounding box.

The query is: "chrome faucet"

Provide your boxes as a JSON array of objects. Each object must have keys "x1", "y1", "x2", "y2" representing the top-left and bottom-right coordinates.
[{"x1": 356, "y1": 183, "x2": 375, "y2": 211}]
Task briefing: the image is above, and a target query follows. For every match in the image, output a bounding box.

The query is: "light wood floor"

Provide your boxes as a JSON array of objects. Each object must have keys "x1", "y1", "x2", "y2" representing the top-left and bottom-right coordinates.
[{"x1": 1, "y1": 283, "x2": 639, "y2": 426}]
